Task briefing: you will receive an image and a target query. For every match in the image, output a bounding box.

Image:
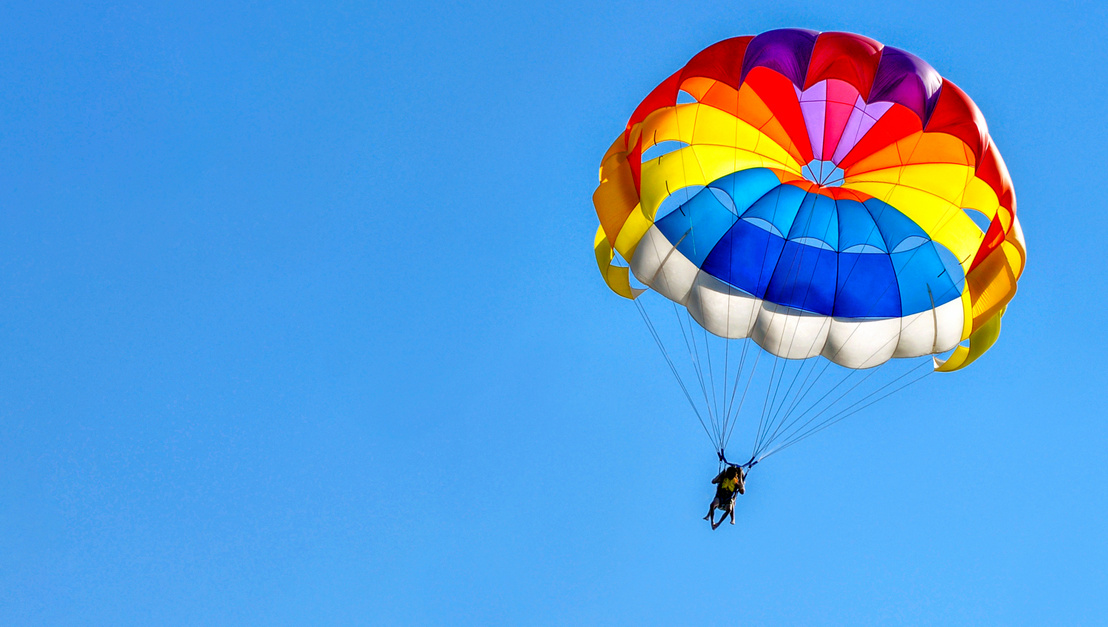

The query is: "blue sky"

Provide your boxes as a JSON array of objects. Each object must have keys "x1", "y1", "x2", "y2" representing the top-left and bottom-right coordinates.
[{"x1": 1, "y1": 0, "x2": 1105, "y2": 624}]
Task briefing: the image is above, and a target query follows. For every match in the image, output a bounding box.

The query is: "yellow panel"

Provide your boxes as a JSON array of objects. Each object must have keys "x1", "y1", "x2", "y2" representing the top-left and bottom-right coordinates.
[
  {"x1": 967, "y1": 249, "x2": 1016, "y2": 327},
  {"x1": 638, "y1": 145, "x2": 794, "y2": 219},
  {"x1": 1009, "y1": 217, "x2": 1027, "y2": 262},
  {"x1": 960, "y1": 176, "x2": 1000, "y2": 219},
  {"x1": 634, "y1": 103, "x2": 800, "y2": 169},
  {"x1": 1002, "y1": 240, "x2": 1025, "y2": 280},
  {"x1": 593, "y1": 225, "x2": 643, "y2": 300},
  {"x1": 996, "y1": 205, "x2": 1012, "y2": 232},
  {"x1": 935, "y1": 307, "x2": 1004, "y2": 372},
  {"x1": 614, "y1": 206, "x2": 653, "y2": 262},
  {"x1": 895, "y1": 163, "x2": 974, "y2": 207},
  {"x1": 958, "y1": 287, "x2": 973, "y2": 340}
]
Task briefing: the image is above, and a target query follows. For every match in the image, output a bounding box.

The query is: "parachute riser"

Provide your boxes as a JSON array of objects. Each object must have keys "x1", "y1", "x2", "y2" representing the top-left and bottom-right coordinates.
[{"x1": 717, "y1": 449, "x2": 758, "y2": 472}]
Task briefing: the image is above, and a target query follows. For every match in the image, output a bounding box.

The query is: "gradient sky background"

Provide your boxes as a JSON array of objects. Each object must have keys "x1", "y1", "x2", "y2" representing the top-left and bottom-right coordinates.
[{"x1": 1, "y1": 1, "x2": 1105, "y2": 625}]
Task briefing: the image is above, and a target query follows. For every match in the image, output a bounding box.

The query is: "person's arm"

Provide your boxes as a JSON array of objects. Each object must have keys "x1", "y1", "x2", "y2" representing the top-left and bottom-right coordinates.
[{"x1": 711, "y1": 471, "x2": 723, "y2": 484}]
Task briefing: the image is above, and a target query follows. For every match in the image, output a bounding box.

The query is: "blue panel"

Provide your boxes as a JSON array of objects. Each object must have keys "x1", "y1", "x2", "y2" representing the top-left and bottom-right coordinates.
[
  {"x1": 834, "y1": 252, "x2": 901, "y2": 318},
  {"x1": 701, "y1": 219, "x2": 785, "y2": 298},
  {"x1": 934, "y1": 241, "x2": 966, "y2": 295},
  {"x1": 764, "y1": 242, "x2": 839, "y2": 315},
  {"x1": 709, "y1": 168, "x2": 784, "y2": 215},
  {"x1": 788, "y1": 193, "x2": 838, "y2": 250},
  {"x1": 654, "y1": 185, "x2": 705, "y2": 223},
  {"x1": 835, "y1": 198, "x2": 887, "y2": 252},
  {"x1": 863, "y1": 198, "x2": 930, "y2": 251},
  {"x1": 740, "y1": 184, "x2": 809, "y2": 238},
  {"x1": 891, "y1": 242, "x2": 958, "y2": 315},
  {"x1": 654, "y1": 188, "x2": 737, "y2": 267}
]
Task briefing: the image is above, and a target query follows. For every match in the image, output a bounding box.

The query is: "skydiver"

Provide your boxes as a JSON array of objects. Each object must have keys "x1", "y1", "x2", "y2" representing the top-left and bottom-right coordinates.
[{"x1": 704, "y1": 465, "x2": 745, "y2": 529}]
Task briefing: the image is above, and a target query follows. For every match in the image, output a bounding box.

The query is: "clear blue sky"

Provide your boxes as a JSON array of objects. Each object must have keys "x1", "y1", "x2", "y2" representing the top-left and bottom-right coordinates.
[{"x1": 1, "y1": 1, "x2": 1104, "y2": 624}]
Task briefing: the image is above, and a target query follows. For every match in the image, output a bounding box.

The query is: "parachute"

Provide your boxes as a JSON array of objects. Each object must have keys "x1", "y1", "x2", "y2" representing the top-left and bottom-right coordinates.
[{"x1": 593, "y1": 29, "x2": 1025, "y2": 467}]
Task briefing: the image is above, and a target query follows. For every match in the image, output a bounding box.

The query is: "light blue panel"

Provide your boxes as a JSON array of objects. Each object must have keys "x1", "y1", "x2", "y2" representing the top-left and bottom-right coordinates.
[
  {"x1": 708, "y1": 168, "x2": 785, "y2": 215},
  {"x1": 654, "y1": 186, "x2": 739, "y2": 267},
  {"x1": 835, "y1": 198, "x2": 887, "y2": 252},
  {"x1": 739, "y1": 184, "x2": 809, "y2": 239},
  {"x1": 891, "y1": 241, "x2": 959, "y2": 315},
  {"x1": 788, "y1": 193, "x2": 838, "y2": 250},
  {"x1": 863, "y1": 197, "x2": 930, "y2": 251}
]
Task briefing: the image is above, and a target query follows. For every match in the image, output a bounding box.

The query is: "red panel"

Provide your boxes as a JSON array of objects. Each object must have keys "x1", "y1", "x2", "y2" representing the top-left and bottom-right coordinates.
[
  {"x1": 822, "y1": 79, "x2": 859, "y2": 158},
  {"x1": 969, "y1": 214, "x2": 1006, "y2": 272},
  {"x1": 837, "y1": 105, "x2": 921, "y2": 170},
  {"x1": 804, "y1": 31, "x2": 883, "y2": 97},
  {"x1": 745, "y1": 66, "x2": 814, "y2": 163},
  {"x1": 924, "y1": 79, "x2": 988, "y2": 161},
  {"x1": 681, "y1": 36, "x2": 753, "y2": 87},
  {"x1": 624, "y1": 71, "x2": 681, "y2": 140},
  {"x1": 975, "y1": 141, "x2": 1014, "y2": 211}
]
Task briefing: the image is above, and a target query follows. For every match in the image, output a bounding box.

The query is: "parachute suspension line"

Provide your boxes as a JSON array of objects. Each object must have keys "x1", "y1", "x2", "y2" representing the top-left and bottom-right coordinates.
[
  {"x1": 759, "y1": 359, "x2": 934, "y2": 461},
  {"x1": 673, "y1": 302, "x2": 721, "y2": 444},
  {"x1": 725, "y1": 340, "x2": 763, "y2": 453},
  {"x1": 717, "y1": 310, "x2": 726, "y2": 451},
  {"x1": 634, "y1": 297, "x2": 717, "y2": 446},
  {"x1": 693, "y1": 312, "x2": 722, "y2": 448},
  {"x1": 766, "y1": 357, "x2": 821, "y2": 444},
  {"x1": 721, "y1": 324, "x2": 756, "y2": 452},
  {"x1": 753, "y1": 353, "x2": 784, "y2": 457},
  {"x1": 769, "y1": 357, "x2": 831, "y2": 447},
  {"x1": 756, "y1": 359, "x2": 805, "y2": 455},
  {"x1": 754, "y1": 308, "x2": 940, "y2": 461},
  {"x1": 754, "y1": 358, "x2": 884, "y2": 459}
]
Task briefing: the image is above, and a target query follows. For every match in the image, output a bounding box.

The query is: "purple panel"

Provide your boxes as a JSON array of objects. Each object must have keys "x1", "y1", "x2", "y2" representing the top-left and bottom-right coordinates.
[
  {"x1": 869, "y1": 47, "x2": 942, "y2": 122},
  {"x1": 831, "y1": 97, "x2": 893, "y2": 163},
  {"x1": 740, "y1": 28, "x2": 819, "y2": 87},
  {"x1": 797, "y1": 81, "x2": 827, "y2": 160}
]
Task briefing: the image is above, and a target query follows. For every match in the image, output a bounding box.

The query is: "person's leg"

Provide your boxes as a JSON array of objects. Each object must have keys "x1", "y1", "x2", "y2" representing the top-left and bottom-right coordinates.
[
  {"x1": 729, "y1": 503, "x2": 736, "y2": 525},
  {"x1": 705, "y1": 498, "x2": 719, "y2": 522}
]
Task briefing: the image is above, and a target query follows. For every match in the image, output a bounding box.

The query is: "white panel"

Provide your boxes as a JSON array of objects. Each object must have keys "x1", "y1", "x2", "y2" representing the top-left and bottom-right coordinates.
[
  {"x1": 753, "y1": 302, "x2": 831, "y2": 360},
  {"x1": 680, "y1": 262, "x2": 966, "y2": 369},
  {"x1": 932, "y1": 298, "x2": 964, "y2": 352},
  {"x1": 892, "y1": 298, "x2": 966, "y2": 358},
  {"x1": 893, "y1": 310, "x2": 936, "y2": 358},
  {"x1": 630, "y1": 225, "x2": 698, "y2": 305},
  {"x1": 823, "y1": 317, "x2": 901, "y2": 368},
  {"x1": 687, "y1": 272, "x2": 759, "y2": 339},
  {"x1": 628, "y1": 224, "x2": 668, "y2": 287}
]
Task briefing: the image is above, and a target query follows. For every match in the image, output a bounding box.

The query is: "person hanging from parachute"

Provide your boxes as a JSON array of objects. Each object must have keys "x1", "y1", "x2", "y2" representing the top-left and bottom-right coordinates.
[
  {"x1": 705, "y1": 463, "x2": 746, "y2": 529},
  {"x1": 591, "y1": 29, "x2": 1026, "y2": 521}
]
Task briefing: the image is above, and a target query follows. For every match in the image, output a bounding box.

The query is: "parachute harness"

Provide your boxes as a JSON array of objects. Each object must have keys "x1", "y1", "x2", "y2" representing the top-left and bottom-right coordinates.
[{"x1": 718, "y1": 450, "x2": 757, "y2": 471}]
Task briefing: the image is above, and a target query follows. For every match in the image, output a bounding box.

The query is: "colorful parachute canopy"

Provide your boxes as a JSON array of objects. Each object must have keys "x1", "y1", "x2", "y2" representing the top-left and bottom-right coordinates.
[{"x1": 594, "y1": 29, "x2": 1025, "y2": 372}]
